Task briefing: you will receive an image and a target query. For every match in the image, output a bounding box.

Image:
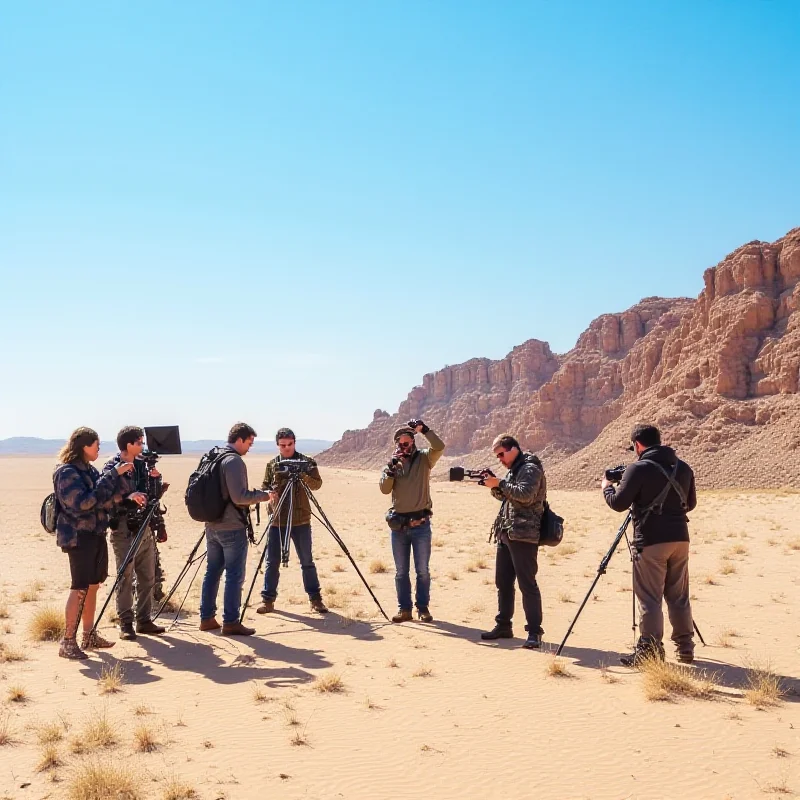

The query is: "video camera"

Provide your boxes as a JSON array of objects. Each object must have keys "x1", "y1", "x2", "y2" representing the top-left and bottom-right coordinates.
[
  {"x1": 276, "y1": 459, "x2": 315, "y2": 476},
  {"x1": 449, "y1": 466, "x2": 495, "y2": 486},
  {"x1": 604, "y1": 464, "x2": 627, "y2": 484}
]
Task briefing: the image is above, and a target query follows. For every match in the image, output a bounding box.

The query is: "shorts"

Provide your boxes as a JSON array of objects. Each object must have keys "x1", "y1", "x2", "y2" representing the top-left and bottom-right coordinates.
[{"x1": 67, "y1": 535, "x2": 109, "y2": 590}]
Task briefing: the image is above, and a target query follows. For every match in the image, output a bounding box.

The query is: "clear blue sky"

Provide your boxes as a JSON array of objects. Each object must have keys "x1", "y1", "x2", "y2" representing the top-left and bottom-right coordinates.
[{"x1": 2, "y1": 1, "x2": 798, "y2": 442}]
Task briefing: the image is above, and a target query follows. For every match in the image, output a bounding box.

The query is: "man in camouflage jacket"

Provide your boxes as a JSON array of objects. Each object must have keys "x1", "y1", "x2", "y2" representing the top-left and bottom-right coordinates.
[{"x1": 481, "y1": 433, "x2": 547, "y2": 649}]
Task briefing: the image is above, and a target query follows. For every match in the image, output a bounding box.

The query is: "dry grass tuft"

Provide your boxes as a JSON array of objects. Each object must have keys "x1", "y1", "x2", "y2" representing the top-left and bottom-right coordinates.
[
  {"x1": 720, "y1": 562, "x2": 737, "y2": 576},
  {"x1": 133, "y1": 724, "x2": 160, "y2": 753},
  {"x1": 162, "y1": 777, "x2": 199, "y2": 799},
  {"x1": 37, "y1": 722, "x2": 65, "y2": 745},
  {"x1": 369, "y1": 559, "x2": 389, "y2": 574},
  {"x1": 600, "y1": 665, "x2": 620, "y2": 684},
  {"x1": 19, "y1": 580, "x2": 44, "y2": 603},
  {"x1": 0, "y1": 642, "x2": 27, "y2": 663},
  {"x1": 557, "y1": 591, "x2": 574, "y2": 604},
  {"x1": 133, "y1": 704, "x2": 152, "y2": 716},
  {"x1": 639, "y1": 656, "x2": 716, "y2": 701},
  {"x1": 387, "y1": 658, "x2": 399, "y2": 668},
  {"x1": 313, "y1": 671, "x2": 345, "y2": 693},
  {"x1": 97, "y1": 662, "x2": 124, "y2": 694},
  {"x1": 545, "y1": 657, "x2": 574, "y2": 679},
  {"x1": 745, "y1": 659, "x2": 784, "y2": 708},
  {"x1": 290, "y1": 729, "x2": 309, "y2": 746},
  {"x1": 412, "y1": 664, "x2": 434, "y2": 678},
  {"x1": 7, "y1": 684, "x2": 28, "y2": 703},
  {"x1": 332, "y1": 562, "x2": 346, "y2": 573},
  {"x1": 787, "y1": 538, "x2": 800, "y2": 551},
  {"x1": 252, "y1": 684, "x2": 270, "y2": 703},
  {"x1": 0, "y1": 600, "x2": 8, "y2": 619},
  {"x1": 0, "y1": 713, "x2": 15, "y2": 746},
  {"x1": 67, "y1": 761, "x2": 141, "y2": 799},
  {"x1": 772, "y1": 746, "x2": 790, "y2": 758},
  {"x1": 761, "y1": 776, "x2": 793, "y2": 795},
  {"x1": 73, "y1": 709, "x2": 117, "y2": 752},
  {"x1": 28, "y1": 606, "x2": 65, "y2": 642},
  {"x1": 36, "y1": 743, "x2": 63, "y2": 772},
  {"x1": 559, "y1": 544, "x2": 578, "y2": 556}
]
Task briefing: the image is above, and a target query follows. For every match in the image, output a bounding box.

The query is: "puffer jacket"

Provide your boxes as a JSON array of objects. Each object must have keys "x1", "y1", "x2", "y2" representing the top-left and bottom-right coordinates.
[
  {"x1": 490, "y1": 452, "x2": 547, "y2": 543},
  {"x1": 54, "y1": 461, "x2": 122, "y2": 550}
]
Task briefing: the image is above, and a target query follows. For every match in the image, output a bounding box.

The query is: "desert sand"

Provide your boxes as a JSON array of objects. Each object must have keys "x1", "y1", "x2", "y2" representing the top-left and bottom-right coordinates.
[{"x1": 1, "y1": 455, "x2": 798, "y2": 799}]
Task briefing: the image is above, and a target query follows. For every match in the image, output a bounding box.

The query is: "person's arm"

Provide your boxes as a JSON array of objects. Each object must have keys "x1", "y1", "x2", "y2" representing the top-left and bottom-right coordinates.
[
  {"x1": 379, "y1": 468, "x2": 394, "y2": 494},
  {"x1": 686, "y1": 470, "x2": 697, "y2": 512},
  {"x1": 496, "y1": 462, "x2": 541, "y2": 504},
  {"x1": 302, "y1": 458, "x2": 322, "y2": 491},
  {"x1": 223, "y1": 457, "x2": 271, "y2": 507},
  {"x1": 56, "y1": 465, "x2": 121, "y2": 513},
  {"x1": 603, "y1": 462, "x2": 642, "y2": 512},
  {"x1": 490, "y1": 487, "x2": 505, "y2": 502},
  {"x1": 422, "y1": 430, "x2": 446, "y2": 468},
  {"x1": 262, "y1": 461, "x2": 274, "y2": 491}
]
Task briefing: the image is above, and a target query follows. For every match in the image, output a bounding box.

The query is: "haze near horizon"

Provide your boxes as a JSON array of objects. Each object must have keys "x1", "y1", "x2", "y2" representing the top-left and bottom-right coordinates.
[{"x1": 2, "y1": 1, "x2": 799, "y2": 442}]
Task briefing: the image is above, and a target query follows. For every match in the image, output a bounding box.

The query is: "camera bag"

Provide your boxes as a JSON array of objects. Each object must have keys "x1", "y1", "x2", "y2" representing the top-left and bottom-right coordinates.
[
  {"x1": 538, "y1": 501, "x2": 564, "y2": 547},
  {"x1": 185, "y1": 447, "x2": 236, "y2": 523}
]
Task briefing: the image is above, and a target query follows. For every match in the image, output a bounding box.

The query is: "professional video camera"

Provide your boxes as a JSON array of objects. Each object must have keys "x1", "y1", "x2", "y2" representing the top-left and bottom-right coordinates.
[
  {"x1": 604, "y1": 464, "x2": 627, "y2": 484},
  {"x1": 449, "y1": 466, "x2": 495, "y2": 486},
  {"x1": 275, "y1": 458, "x2": 315, "y2": 476}
]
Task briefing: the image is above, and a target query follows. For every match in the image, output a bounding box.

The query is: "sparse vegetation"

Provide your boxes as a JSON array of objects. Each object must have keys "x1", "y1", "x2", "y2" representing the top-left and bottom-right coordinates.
[
  {"x1": 133, "y1": 724, "x2": 159, "y2": 753},
  {"x1": 412, "y1": 664, "x2": 434, "y2": 678},
  {"x1": 67, "y1": 761, "x2": 141, "y2": 800},
  {"x1": 369, "y1": 559, "x2": 389, "y2": 574},
  {"x1": 557, "y1": 591, "x2": 574, "y2": 603},
  {"x1": 98, "y1": 662, "x2": 124, "y2": 694},
  {"x1": 545, "y1": 657, "x2": 574, "y2": 679},
  {"x1": 290, "y1": 729, "x2": 308, "y2": 746},
  {"x1": 19, "y1": 580, "x2": 45, "y2": 603},
  {"x1": 37, "y1": 722, "x2": 65, "y2": 744},
  {"x1": 7, "y1": 684, "x2": 28, "y2": 703},
  {"x1": 28, "y1": 606, "x2": 65, "y2": 641},
  {"x1": 36, "y1": 743, "x2": 63, "y2": 772},
  {"x1": 73, "y1": 709, "x2": 117, "y2": 752},
  {"x1": 720, "y1": 562, "x2": 737, "y2": 576},
  {"x1": 252, "y1": 684, "x2": 269, "y2": 703},
  {"x1": 0, "y1": 601, "x2": 8, "y2": 619},
  {"x1": 0, "y1": 642, "x2": 27, "y2": 663},
  {"x1": 313, "y1": 671, "x2": 345, "y2": 693},
  {"x1": 162, "y1": 777, "x2": 199, "y2": 800},
  {"x1": 0, "y1": 713, "x2": 14, "y2": 746},
  {"x1": 639, "y1": 656, "x2": 716, "y2": 701},
  {"x1": 745, "y1": 659, "x2": 784, "y2": 708}
]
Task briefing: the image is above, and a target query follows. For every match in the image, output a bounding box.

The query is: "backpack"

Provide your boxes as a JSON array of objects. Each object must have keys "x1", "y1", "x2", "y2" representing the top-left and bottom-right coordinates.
[
  {"x1": 40, "y1": 466, "x2": 66, "y2": 534},
  {"x1": 185, "y1": 447, "x2": 234, "y2": 522},
  {"x1": 538, "y1": 501, "x2": 564, "y2": 547}
]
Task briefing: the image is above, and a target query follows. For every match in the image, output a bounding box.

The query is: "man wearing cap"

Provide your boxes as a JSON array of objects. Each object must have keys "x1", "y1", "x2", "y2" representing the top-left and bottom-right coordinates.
[
  {"x1": 379, "y1": 419, "x2": 445, "y2": 623},
  {"x1": 602, "y1": 423, "x2": 697, "y2": 666}
]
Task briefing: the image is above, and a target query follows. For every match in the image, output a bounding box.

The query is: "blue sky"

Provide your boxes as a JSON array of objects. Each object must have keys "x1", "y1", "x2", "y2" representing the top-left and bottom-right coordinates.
[{"x1": 2, "y1": 1, "x2": 798, "y2": 442}]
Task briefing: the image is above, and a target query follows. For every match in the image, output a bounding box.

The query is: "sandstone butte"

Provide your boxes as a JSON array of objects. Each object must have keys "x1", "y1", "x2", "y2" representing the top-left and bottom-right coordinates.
[{"x1": 318, "y1": 228, "x2": 800, "y2": 489}]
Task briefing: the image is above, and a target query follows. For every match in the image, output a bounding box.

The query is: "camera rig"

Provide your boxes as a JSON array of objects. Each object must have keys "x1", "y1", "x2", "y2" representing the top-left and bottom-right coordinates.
[{"x1": 449, "y1": 466, "x2": 495, "y2": 486}]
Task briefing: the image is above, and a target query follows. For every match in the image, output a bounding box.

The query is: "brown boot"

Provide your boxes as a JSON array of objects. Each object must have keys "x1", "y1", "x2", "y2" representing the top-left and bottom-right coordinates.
[
  {"x1": 392, "y1": 609, "x2": 413, "y2": 623},
  {"x1": 310, "y1": 597, "x2": 329, "y2": 614},
  {"x1": 221, "y1": 622, "x2": 255, "y2": 636},
  {"x1": 58, "y1": 638, "x2": 89, "y2": 660},
  {"x1": 417, "y1": 607, "x2": 433, "y2": 623},
  {"x1": 136, "y1": 620, "x2": 166, "y2": 635},
  {"x1": 256, "y1": 600, "x2": 275, "y2": 614},
  {"x1": 81, "y1": 630, "x2": 116, "y2": 650},
  {"x1": 199, "y1": 617, "x2": 221, "y2": 632}
]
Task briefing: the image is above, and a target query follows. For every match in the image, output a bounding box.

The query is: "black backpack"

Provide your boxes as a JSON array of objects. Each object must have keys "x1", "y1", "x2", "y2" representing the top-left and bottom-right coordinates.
[
  {"x1": 40, "y1": 465, "x2": 68, "y2": 534},
  {"x1": 538, "y1": 501, "x2": 564, "y2": 547},
  {"x1": 185, "y1": 447, "x2": 234, "y2": 523}
]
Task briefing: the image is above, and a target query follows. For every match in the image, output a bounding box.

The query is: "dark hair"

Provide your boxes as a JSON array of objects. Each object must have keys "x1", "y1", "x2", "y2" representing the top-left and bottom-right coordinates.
[
  {"x1": 58, "y1": 427, "x2": 100, "y2": 464},
  {"x1": 491, "y1": 433, "x2": 521, "y2": 452},
  {"x1": 275, "y1": 427, "x2": 296, "y2": 443},
  {"x1": 631, "y1": 424, "x2": 661, "y2": 449},
  {"x1": 228, "y1": 422, "x2": 257, "y2": 444},
  {"x1": 117, "y1": 425, "x2": 144, "y2": 452}
]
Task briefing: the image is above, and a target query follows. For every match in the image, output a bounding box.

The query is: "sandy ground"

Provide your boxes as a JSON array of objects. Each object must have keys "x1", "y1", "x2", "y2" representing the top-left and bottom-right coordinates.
[{"x1": 0, "y1": 455, "x2": 798, "y2": 800}]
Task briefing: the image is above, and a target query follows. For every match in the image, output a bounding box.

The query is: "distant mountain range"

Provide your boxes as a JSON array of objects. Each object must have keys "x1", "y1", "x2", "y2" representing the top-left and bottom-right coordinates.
[{"x1": 0, "y1": 437, "x2": 333, "y2": 456}]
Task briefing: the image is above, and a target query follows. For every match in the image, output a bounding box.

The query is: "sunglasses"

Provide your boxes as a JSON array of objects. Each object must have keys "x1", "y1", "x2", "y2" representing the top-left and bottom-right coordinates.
[
  {"x1": 494, "y1": 450, "x2": 509, "y2": 459},
  {"x1": 397, "y1": 441, "x2": 413, "y2": 448}
]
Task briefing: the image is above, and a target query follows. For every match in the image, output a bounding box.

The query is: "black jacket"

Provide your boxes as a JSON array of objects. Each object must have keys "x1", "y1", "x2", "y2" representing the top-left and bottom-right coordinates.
[
  {"x1": 603, "y1": 446, "x2": 696, "y2": 548},
  {"x1": 490, "y1": 452, "x2": 547, "y2": 544}
]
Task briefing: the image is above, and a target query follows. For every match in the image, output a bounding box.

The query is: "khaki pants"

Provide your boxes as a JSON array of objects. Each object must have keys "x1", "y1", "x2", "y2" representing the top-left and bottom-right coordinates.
[
  {"x1": 110, "y1": 524, "x2": 156, "y2": 625},
  {"x1": 633, "y1": 541, "x2": 694, "y2": 655}
]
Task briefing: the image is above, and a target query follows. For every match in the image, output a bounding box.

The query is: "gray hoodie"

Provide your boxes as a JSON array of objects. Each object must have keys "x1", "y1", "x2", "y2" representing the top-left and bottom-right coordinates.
[{"x1": 206, "y1": 445, "x2": 271, "y2": 533}]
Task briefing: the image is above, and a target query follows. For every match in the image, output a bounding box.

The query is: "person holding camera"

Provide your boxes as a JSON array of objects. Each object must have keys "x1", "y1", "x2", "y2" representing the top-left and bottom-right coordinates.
[
  {"x1": 602, "y1": 424, "x2": 697, "y2": 666},
  {"x1": 257, "y1": 428, "x2": 328, "y2": 615},
  {"x1": 480, "y1": 434, "x2": 547, "y2": 650},
  {"x1": 199, "y1": 423, "x2": 271, "y2": 636},
  {"x1": 54, "y1": 427, "x2": 133, "y2": 660},
  {"x1": 102, "y1": 426, "x2": 167, "y2": 641},
  {"x1": 379, "y1": 419, "x2": 445, "y2": 623}
]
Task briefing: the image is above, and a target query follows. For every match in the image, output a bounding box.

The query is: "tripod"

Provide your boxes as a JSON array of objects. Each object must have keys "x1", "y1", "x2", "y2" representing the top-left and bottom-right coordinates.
[
  {"x1": 556, "y1": 512, "x2": 706, "y2": 657},
  {"x1": 150, "y1": 529, "x2": 207, "y2": 629},
  {"x1": 89, "y1": 500, "x2": 159, "y2": 637},
  {"x1": 240, "y1": 470, "x2": 389, "y2": 622}
]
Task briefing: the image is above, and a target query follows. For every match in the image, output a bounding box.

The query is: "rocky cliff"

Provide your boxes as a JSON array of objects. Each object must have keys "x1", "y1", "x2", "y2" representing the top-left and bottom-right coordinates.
[{"x1": 319, "y1": 228, "x2": 800, "y2": 488}]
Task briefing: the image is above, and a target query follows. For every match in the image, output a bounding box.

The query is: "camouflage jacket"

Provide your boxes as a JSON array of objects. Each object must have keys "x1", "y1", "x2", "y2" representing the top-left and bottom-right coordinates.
[
  {"x1": 490, "y1": 452, "x2": 547, "y2": 544},
  {"x1": 54, "y1": 461, "x2": 122, "y2": 550},
  {"x1": 262, "y1": 452, "x2": 322, "y2": 528}
]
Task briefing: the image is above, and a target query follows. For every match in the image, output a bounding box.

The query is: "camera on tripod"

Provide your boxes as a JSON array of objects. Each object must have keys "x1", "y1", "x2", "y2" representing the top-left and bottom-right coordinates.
[
  {"x1": 449, "y1": 466, "x2": 495, "y2": 486},
  {"x1": 604, "y1": 464, "x2": 627, "y2": 484},
  {"x1": 276, "y1": 459, "x2": 314, "y2": 476}
]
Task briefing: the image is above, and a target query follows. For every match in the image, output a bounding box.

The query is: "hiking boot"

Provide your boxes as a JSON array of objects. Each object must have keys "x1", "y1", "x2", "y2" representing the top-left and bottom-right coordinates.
[
  {"x1": 481, "y1": 625, "x2": 514, "y2": 640},
  {"x1": 119, "y1": 622, "x2": 137, "y2": 641},
  {"x1": 677, "y1": 650, "x2": 695, "y2": 664},
  {"x1": 81, "y1": 631, "x2": 115, "y2": 650},
  {"x1": 417, "y1": 607, "x2": 433, "y2": 623},
  {"x1": 199, "y1": 617, "x2": 221, "y2": 632},
  {"x1": 620, "y1": 638, "x2": 665, "y2": 668},
  {"x1": 221, "y1": 622, "x2": 255, "y2": 636},
  {"x1": 310, "y1": 597, "x2": 329, "y2": 614},
  {"x1": 58, "y1": 638, "x2": 89, "y2": 660},
  {"x1": 136, "y1": 620, "x2": 166, "y2": 635},
  {"x1": 522, "y1": 632, "x2": 543, "y2": 650},
  {"x1": 257, "y1": 600, "x2": 275, "y2": 614},
  {"x1": 392, "y1": 609, "x2": 413, "y2": 623}
]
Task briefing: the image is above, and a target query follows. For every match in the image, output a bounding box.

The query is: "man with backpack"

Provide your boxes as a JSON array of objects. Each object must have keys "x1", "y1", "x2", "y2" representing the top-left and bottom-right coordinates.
[
  {"x1": 602, "y1": 423, "x2": 697, "y2": 666},
  {"x1": 197, "y1": 423, "x2": 271, "y2": 636},
  {"x1": 480, "y1": 434, "x2": 547, "y2": 650}
]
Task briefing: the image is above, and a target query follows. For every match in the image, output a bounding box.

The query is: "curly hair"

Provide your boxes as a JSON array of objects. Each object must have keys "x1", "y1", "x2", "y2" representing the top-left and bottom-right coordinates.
[{"x1": 58, "y1": 427, "x2": 100, "y2": 464}]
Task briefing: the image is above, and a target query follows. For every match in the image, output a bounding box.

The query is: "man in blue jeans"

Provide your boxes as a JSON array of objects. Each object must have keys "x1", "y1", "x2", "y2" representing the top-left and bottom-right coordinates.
[
  {"x1": 199, "y1": 423, "x2": 270, "y2": 636},
  {"x1": 379, "y1": 419, "x2": 445, "y2": 623},
  {"x1": 257, "y1": 428, "x2": 328, "y2": 615}
]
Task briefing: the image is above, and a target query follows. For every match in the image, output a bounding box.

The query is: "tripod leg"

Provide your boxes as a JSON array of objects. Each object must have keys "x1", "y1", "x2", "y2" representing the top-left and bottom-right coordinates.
[
  {"x1": 693, "y1": 620, "x2": 706, "y2": 646},
  {"x1": 152, "y1": 529, "x2": 207, "y2": 621}
]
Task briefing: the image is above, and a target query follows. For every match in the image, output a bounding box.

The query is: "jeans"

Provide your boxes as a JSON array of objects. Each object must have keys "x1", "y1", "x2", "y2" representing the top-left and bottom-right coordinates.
[
  {"x1": 199, "y1": 527, "x2": 249, "y2": 625},
  {"x1": 261, "y1": 524, "x2": 322, "y2": 601},
  {"x1": 110, "y1": 523, "x2": 157, "y2": 624},
  {"x1": 390, "y1": 521, "x2": 432, "y2": 611},
  {"x1": 495, "y1": 538, "x2": 543, "y2": 634}
]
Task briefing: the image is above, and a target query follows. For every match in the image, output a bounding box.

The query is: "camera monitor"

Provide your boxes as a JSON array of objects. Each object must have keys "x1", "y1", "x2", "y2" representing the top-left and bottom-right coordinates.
[{"x1": 144, "y1": 426, "x2": 182, "y2": 455}]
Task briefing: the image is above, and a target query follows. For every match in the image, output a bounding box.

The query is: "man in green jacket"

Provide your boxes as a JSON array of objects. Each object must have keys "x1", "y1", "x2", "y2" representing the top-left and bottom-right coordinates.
[
  {"x1": 379, "y1": 419, "x2": 445, "y2": 623},
  {"x1": 257, "y1": 428, "x2": 328, "y2": 615}
]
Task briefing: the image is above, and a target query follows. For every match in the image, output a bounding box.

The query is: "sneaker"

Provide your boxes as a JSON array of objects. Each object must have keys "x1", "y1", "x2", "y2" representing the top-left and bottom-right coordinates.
[
  {"x1": 481, "y1": 625, "x2": 514, "y2": 640},
  {"x1": 199, "y1": 617, "x2": 221, "y2": 632},
  {"x1": 310, "y1": 597, "x2": 329, "y2": 614},
  {"x1": 221, "y1": 622, "x2": 255, "y2": 636},
  {"x1": 136, "y1": 620, "x2": 166, "y2": 635},
  {"x1": 417, "y1": 607, "x2": 433, "y2": 623},
  {"x1": 81, "y1": 631, "x2": 116, "y2": 650},
  {"x1": 522, "y1": 633, "x2": 542, "y2": 650},
  {"x1": 391, "y1": 609, "x2": 413, "y2": 623},
  {"x1": 119, "y1": 622, "x2": 137, "y2": 641},
  {"x1": 58, "y1": 638, "x2": 88, "y2": 660},
  {"x1": 257, "y1": 600, "x2": 275, "y2": 614}
]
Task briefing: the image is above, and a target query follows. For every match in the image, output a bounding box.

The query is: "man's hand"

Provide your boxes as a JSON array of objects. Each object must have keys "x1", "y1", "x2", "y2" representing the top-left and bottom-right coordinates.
[
  {"x1": 161, "y1": 482, "x2": 170, "y2": 494},
  {"x1": 601, "y1": 477, "x2": 612, "y2": 490},
  {"x1": 115, "y1": 462, "x2": 135, "y2": 476},
  {"x1": 127, "y1": 491, "x2": 147, "y2": 507},
  {"x1": 268, "y1": 490, "x2": 278, "y2": 505},
  {"x1": 407, "y1": 418, "x2": 429, "y2": 434},
  {"x1": 483, "y1": 476, "x2": 500, "y2": 489}
]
